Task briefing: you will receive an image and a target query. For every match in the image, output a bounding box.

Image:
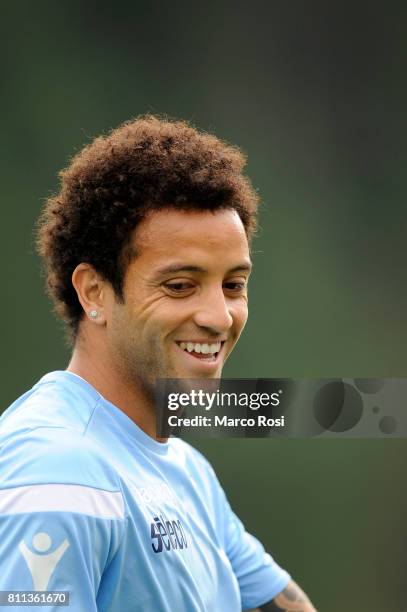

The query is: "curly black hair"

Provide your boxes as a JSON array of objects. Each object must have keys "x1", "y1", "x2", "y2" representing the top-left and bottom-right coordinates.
[{"x1": 37, "y1": 114, "x2": 259, "y2": 339}]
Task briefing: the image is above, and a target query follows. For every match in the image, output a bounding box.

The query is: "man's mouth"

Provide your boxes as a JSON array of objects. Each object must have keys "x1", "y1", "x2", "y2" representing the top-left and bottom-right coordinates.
[{"x1": 176, "y1": 341, "x2": 224, "y2": 362}]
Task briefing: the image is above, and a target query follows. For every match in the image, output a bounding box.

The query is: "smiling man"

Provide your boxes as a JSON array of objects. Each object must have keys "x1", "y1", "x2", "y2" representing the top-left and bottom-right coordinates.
[{"x1": 0, "y1": 116, "x2": 316, "y2": 611}]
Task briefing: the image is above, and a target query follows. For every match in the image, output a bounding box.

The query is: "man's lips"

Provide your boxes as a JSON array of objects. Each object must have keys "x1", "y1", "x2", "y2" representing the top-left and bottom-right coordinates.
[
  {"x1": 175, "y1": 340, "x2": 226, "y2": 362},
  {"x1": 175, "y1": 339, "x2": 228, "y2": 344}
]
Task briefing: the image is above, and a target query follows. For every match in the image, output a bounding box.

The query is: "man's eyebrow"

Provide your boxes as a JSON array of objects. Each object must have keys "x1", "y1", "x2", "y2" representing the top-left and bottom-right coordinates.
[
  {"x1": 227, "y1": 262, "x2": 252, "y2": 273},
  {"x1": 155, "y1": 262, "x2": 252, "y2": 276}
]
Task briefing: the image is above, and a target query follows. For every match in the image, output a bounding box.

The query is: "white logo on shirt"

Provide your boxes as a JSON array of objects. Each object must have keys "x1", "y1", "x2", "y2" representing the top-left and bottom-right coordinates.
[
  {"x1": 19, "y1": 532, "x2": 70, "y2": 590},
  {"x1": 131, "y1": 482, "x2": 179, "y2": 507}
]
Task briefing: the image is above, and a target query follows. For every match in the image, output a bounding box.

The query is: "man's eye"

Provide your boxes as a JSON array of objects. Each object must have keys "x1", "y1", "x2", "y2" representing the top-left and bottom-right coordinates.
[
  {"x1": 163, "y1": 282, "x2": 194, "y2": 293},
  {"x1": 223, "y1": 281, "x2": 247, "y2": 292}
]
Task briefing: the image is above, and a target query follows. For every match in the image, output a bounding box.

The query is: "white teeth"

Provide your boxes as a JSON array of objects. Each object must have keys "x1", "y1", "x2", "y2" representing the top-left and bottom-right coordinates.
[{"x1": 179, "y1": 341, "x2": 222, "y2": 354}]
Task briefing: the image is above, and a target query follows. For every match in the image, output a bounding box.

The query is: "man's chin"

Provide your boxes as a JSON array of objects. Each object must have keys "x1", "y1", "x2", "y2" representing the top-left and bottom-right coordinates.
[
  {"x1": 173, "y1": 365, "x2": 223, "y2": 380},
  {"x1": 156, "y1": 349, "x2": 226, "y2": 384}
]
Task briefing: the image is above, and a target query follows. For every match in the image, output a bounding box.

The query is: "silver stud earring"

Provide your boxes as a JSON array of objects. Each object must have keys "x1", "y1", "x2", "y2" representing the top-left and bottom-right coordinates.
[{"x1": 89, "y1": 310, "x2": 99, "y2": 320}]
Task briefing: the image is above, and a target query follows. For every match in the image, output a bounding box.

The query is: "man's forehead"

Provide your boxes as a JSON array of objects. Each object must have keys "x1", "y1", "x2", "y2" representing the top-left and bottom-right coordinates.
[
  {"x1": 132, "y1": 208, "x2": 249, "y2": 251},
  {"x1": 127, "y1": 208, "x2": 251, "y2": 274}
]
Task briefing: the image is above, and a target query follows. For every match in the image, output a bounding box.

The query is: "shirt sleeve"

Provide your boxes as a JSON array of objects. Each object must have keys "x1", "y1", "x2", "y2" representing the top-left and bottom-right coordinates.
[
  {"x1": 0, "y1": 430, "x2": 126, "y2": 612},
  {"x1": 199, "y1": 455, "x2": 291, "y2": 611},
  {"x1": 221, "y1": 494, "x2": 291, "y2": 610},
  {"x1": 0, "y1": 485, "x2": 125, "y2": 612}
]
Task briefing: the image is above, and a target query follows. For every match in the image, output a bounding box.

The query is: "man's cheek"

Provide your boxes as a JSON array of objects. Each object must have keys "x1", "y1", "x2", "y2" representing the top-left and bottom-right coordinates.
[{"x1": 235, "y1": 303, "x2": 249, "y2": 334}]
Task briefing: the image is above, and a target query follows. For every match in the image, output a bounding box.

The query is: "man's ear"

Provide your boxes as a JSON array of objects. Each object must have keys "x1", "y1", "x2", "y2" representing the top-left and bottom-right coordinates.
[{"x1": 71, "y1": 263, "x2": 107, "y2": 325}]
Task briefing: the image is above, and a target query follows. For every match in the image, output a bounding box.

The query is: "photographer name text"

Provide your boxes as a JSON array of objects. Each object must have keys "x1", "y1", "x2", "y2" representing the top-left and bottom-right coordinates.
[{"x1": 167, "y1": 415, "x2": 285, "y2": 428}]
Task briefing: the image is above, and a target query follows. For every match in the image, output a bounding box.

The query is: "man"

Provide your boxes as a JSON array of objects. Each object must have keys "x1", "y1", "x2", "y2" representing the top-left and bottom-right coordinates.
[{"x1": 0, "y1": 116, "x2": 316, "y2": 611}]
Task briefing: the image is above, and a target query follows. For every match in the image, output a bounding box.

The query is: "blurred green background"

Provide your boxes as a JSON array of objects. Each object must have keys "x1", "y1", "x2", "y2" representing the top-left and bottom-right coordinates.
[{"x1": 1, "y1": 2, "x2": 406, "y2": 610}]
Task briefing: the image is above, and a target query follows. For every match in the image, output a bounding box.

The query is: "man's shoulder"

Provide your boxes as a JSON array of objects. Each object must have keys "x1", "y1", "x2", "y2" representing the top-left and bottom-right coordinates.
[
  {"x1": 0, "y1": 372, "x2": 119, "y2": 492},
  {"x1": 0, "y1": 425, "x2": 120, "y2": 492},
  {"x1": 0, "y1": 370, "x2": 99, "y2": 438}
]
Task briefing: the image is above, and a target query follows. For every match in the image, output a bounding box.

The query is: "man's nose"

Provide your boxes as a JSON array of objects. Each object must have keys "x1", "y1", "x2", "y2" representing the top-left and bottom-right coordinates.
[{"x1": 192, "y1": 288, "x2": 234, "y2": 334}]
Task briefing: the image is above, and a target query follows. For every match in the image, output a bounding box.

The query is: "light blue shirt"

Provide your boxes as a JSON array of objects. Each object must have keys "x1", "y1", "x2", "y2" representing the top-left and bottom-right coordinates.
[{"x1": 0, "y1": 371, "x2": 290, "y2": 611}]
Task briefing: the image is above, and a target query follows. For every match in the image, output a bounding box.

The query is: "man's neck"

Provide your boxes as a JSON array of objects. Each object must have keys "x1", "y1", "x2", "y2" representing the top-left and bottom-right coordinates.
[{"x1": 67, "y1": 342, "x2": 164, "y2": 442}]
